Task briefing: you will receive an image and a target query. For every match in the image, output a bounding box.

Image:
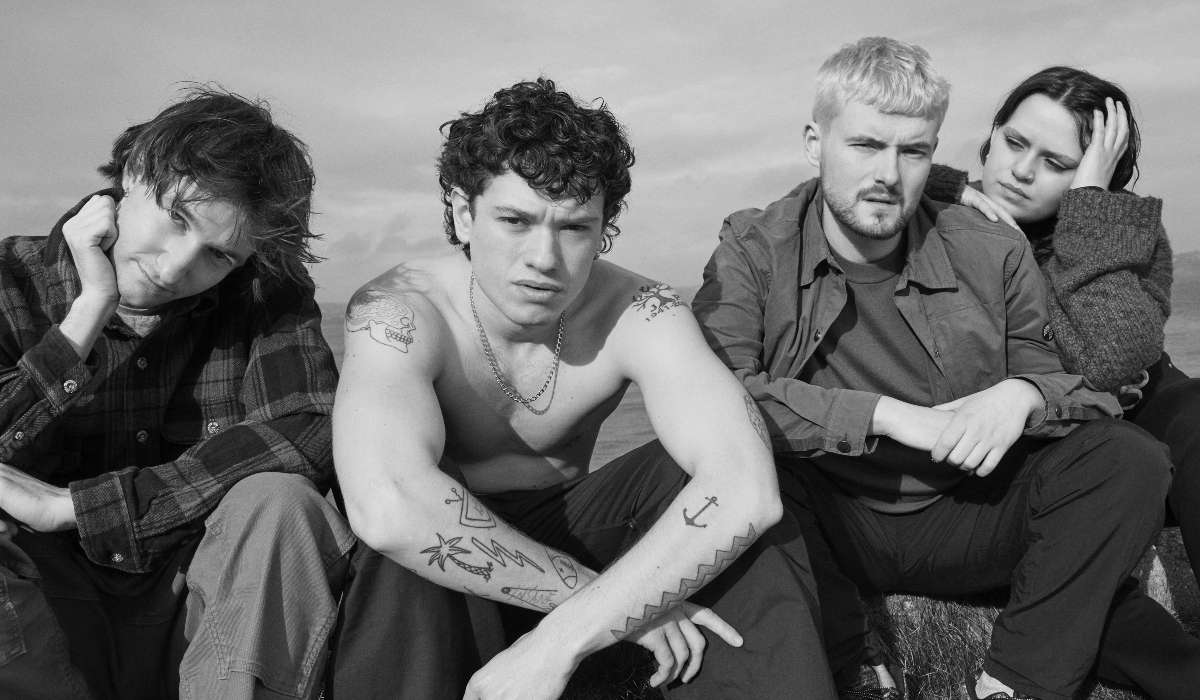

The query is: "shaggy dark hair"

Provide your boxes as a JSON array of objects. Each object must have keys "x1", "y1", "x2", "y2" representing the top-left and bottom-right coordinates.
[
  {"x1": 98, "y1": 85, "x2": 318, "y2": 302},
  {"x1": 981, "y1": 66, "x2": 1141, "y2": 191},
  {"x1": 437, "y1": 77, "x2": 635, "y2": 257}
]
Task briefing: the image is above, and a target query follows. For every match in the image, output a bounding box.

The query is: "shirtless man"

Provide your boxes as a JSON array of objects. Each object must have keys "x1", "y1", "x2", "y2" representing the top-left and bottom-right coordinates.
[{"x1": 332, "y1": 78, "x2": 835, "y2": 699}]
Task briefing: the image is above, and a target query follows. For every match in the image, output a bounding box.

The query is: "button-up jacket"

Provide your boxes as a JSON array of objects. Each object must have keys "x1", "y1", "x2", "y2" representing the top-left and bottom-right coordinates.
[
  {"x1": 0, "y1": 191, "x2": 339, "y2": 573},
  {"x1": 693, "y1": 179, "x2": 1119, "y2": 460}
]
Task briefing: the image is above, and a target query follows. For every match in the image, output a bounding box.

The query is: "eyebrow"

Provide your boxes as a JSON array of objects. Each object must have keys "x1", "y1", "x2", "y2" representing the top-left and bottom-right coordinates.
[
  {"x1": 847, "y1": 135, "x2": 936, "y2": 152},
  {"x1": 491, "y1": 205, "x2": 601, "y2": 225},
  {"x1": 1002, "y1": 127, "x2": 1080, "y2": 167}
]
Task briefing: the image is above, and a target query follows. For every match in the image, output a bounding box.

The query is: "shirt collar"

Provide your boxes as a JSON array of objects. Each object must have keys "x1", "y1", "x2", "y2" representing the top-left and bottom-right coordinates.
[{"x1": 799, "y1": 186, "x2": 957, "y2": 291}]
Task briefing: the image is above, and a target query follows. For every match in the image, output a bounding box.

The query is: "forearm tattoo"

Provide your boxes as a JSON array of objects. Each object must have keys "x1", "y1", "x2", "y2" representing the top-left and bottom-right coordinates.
[
  {"x1": 446, "y1": 487, "x2": 497, "y2": 528},
  {"x1": 548, "y1": 548, "x2": 580, "y2": 589},
  {"x1": 682, "y1": 496, "x2": 718, "y2": 528},
  {"x1": 422, "y1": 534, "x2": 494, "y2": 581},
  {"x1": 611, "y1": 523, "x2": 757, "y2": 639},
  {"x1": 346, "y1": 289, "x2": 417, "y2": 353},
  {"x1": 471, "y1": 538, "x2": 545, "y2": 573},
  {"x1": 501, "y1": 586, "x2": 558, "y2": 612},
  {"x1": 631, "y1": 283, "x2": 687, "y2": 321},
  {"x1": 744, "y1": 395, "x2": 771, "y2": 449}
]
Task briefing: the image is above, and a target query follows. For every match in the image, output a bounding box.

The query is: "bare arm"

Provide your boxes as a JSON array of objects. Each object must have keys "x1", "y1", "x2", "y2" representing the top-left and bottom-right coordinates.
[{"x1": 334, "y1": 288, "x2": 596, "y2": 613}]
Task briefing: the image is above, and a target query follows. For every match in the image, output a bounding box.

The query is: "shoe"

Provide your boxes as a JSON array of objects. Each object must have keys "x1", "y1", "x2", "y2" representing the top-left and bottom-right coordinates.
[
  {"x1": 839, "y1": 664, "x2": 903, "y2": 700},
  {"x1": 964, "y1": 668, "x2": 1036, "y2": 699}
]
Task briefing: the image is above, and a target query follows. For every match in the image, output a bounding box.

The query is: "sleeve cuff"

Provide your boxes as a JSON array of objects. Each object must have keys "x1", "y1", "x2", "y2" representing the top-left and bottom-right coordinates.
[
  {"x1": 822, "y1": 390, "x2": 881, "y2": 456},
  {"x1": 17, "y1": 325, "x2": 94, "y2": 415},
  {"x1": 69, "y1": 469, "x2": 143, "y2": 572},
  {"x1": 924, "y1": 164, "x2": 969, "y2": 204}
]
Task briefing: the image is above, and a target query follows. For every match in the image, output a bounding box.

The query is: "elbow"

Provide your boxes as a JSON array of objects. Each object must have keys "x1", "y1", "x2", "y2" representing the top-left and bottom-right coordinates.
[{"x1": 343, "y1": 490, "x2": 417, "y2": 555}]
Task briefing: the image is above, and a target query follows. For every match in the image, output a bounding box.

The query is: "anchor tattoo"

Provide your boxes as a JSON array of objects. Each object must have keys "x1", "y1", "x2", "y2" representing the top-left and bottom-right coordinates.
[{"x1": 683, "y1": 496, "x2": 719, "y2": 528}]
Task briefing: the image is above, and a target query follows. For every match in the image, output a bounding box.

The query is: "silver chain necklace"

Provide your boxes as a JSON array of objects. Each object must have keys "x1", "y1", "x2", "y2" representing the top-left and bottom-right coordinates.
[{"x1": 469, "y1": 274, "x2": 564, "y2": 406}]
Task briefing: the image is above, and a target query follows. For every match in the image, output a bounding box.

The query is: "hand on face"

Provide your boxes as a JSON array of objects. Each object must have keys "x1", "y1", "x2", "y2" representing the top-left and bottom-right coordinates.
[
  {"x1": 1071, "y1": 97, "x2": 1130, "y2": 191},
  {"x1": 61, "y1": 194, "x2": 121, "y2": 307}
]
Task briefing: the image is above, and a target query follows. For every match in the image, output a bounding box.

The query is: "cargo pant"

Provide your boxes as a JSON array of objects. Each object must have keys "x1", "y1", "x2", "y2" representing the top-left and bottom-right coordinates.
[{"x1": 0, "y1": 472, "x2": 355, "y2": 700}]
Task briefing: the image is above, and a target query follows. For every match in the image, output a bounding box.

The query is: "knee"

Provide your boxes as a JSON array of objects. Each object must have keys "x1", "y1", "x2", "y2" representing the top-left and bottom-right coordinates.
[
  {"x1": 213, "y1": 473, "x2": 337, "y2": 534},
  {"x1": 1071, "y1": 419, "x2": 1172, "y2": 501}
]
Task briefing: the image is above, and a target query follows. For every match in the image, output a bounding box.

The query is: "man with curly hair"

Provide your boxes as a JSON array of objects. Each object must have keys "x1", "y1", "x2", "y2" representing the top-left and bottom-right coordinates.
[
  {"x1": 0, "y1": 87, "x2": 349, "y2": 699},
  {"x1": 331, "y1": 78, "x2": 836, "y2": 699}
]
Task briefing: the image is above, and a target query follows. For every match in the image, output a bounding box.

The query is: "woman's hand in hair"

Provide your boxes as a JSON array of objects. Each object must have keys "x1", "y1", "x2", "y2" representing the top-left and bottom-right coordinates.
[
  {"x1": 959, "y1": 186, "x2": 1019, "y2": 229},
  {"x1": 1071, "y1": 97, "x2": 1129, "y2": 191}
]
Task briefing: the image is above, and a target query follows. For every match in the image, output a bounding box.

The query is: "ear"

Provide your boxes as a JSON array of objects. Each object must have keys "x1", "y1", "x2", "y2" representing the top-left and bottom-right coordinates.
[
  {"x1": 121, "y1": 171, "x2": 137, "y2": 194},
  {"x1": 450, "y1": 188, "x2": 474, "y2": 246},
  {"x1": 803, "y1": 123, "x2": 822, "y2": 169}
]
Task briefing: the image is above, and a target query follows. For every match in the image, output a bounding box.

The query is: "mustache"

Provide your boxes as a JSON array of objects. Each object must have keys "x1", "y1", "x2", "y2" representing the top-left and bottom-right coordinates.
[{"x1": 857, "y1": 185, "x2": 903, "y2": 203}]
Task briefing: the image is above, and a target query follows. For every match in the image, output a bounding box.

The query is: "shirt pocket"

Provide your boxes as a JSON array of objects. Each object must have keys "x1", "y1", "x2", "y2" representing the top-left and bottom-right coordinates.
[{"x1": 927, "y1": 299, "x2": 1007, "y2": 391}]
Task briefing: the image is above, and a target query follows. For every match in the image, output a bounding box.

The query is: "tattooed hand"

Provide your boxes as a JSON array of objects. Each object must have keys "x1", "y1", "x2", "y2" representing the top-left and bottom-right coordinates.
[{"x1": 346, "y1": 289, "x2": 417, "y2": 353}]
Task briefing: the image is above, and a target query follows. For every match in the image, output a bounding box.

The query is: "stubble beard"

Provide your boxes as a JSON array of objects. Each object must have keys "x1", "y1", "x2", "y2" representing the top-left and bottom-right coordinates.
[{"x1": 823, "y1": 183, "x2": 915, "y2": 241}]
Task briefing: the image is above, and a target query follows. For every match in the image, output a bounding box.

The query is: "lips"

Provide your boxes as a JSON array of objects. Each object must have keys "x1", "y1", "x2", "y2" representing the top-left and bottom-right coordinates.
[{"x1": 1000, "y1": 183, "x2": 1028, "y2": 200}]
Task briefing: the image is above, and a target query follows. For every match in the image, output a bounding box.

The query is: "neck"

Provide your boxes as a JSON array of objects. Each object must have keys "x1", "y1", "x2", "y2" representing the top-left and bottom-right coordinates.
[{"x1": 820, "y1": 202, "x2": 904, "y2": 265}]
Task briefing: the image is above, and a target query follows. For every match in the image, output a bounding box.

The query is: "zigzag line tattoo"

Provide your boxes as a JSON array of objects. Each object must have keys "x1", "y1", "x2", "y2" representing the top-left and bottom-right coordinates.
[
  {"x1": 471, "y1": 537, "x2": 546, "y2": 573},
  {"x1": 610, "y1": 523, "x2": 758, "y2": 640}
]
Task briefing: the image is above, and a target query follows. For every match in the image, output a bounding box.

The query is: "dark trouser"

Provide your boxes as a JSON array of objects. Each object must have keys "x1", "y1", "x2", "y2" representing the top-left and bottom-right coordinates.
[
  {"x1": 479, "y1": 440, "x2": 836, "y2": 699},
  {"x1": 324, "y1": 544, "x2": 507, "y2": 700},
  {"x1": 1127, "y1": 352, "x2": 1200, "y2": 577},
  {"x1": 0, "y1": 473, "x2": 355, "y2": 700},
  {"x1": 782, "y1": 419, "x2": 1195, "y2": 700}
]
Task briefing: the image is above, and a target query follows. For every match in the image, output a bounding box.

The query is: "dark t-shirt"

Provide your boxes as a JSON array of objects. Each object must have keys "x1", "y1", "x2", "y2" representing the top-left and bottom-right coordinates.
[{"x1": 802, "y1": 240, "x2": 964, "y2": 513}]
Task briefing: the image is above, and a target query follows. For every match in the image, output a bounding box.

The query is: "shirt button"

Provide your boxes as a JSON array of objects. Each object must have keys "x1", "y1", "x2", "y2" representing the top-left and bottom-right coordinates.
[
  {"x1": 933, "y1": 348, "x2": 940, "y2": 358},
  {"x1": 1054, "y1": 405, "x2": 1063, "y2": 418},
  {"x1": 814, "y1": 329, "x2": 823, "y2": 341},
  {"x1": 136, "y1": 357, "x2": 148, "y2": 370},
  {"x1": 206, "y1": 421, "x2": 220, "y2": 436},
  {"x1": 63, "y1": 379, "x2": 79, "y2": 394},
  {"x1": 13, "y1": 431, "x2": 23, "y2": 442},
  {"x1": 111, "y1": 553, "x2": 124, "y2": 563},
  {"x1": 1042, "y1": 324, "x2": 1055, "y2": 342},
  {"x1": 136, "y1": 430, "x2": 149, "y2": 443},
  {"x1": 836, "y1": 439, "x2": 851, "y2": 453}
]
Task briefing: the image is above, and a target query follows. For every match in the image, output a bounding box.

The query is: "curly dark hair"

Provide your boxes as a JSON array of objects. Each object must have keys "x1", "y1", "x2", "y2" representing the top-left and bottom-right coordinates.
[
  {"x1": 98, "y1": 84, "x2": 318, "y2": 302},
  {"x1": 981, "y1": 66, "x2": 1141, "y2": 191},
  {"x1": 437, "y1": 77, "x2": 635, "y2": 257}
]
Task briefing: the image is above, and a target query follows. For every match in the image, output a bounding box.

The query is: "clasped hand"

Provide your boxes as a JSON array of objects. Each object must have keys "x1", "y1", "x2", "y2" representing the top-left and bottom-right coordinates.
[
  {"x1": 463, "y1": 601, "x2": 739, "y2": 699},
  {"x1": 875, "y1": 379, "x2": 1043, "y2": 477}
]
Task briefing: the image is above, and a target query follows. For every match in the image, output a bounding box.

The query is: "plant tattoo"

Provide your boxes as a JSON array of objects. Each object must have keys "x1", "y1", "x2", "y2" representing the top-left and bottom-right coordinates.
[
  {"x1": 346, "y1": 290, "x2": 417, "y2": 353},
  {"x1": 744, "y1": 395, "x2": 771, "y2": 449},
  {"x1": 611, "y1": 524, "x2": 757, "y2": 639},
  {"x1": 422, "y1": 534, "x2": 494, "y2": 581},
  {"x1": 683, "y1": 496, "x2": 719, "y2": 528},
  {"x1": 446, "y1": 488, "x2": 497, "y2": 528},
  {"x1": 471, "y1": 538, "x2": 545, "y2": 573},
  {"x1": 631, "y1": 284, "x2": 687, "y2": 321}
]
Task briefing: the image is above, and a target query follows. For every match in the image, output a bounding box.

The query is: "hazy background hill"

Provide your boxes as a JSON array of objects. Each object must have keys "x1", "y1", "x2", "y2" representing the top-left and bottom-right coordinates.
[{"x1": 320, "y1": 255, "x2": 1200, "y2": 468}]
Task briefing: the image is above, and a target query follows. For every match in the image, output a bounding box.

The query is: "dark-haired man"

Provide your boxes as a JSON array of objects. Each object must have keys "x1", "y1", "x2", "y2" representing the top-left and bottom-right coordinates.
[
  {"x1": 0, "y1": 88, "x2": 348, "y2": 699},
  {"x1": 332, "y1": 78, "x2": 836, "y2": 700}
]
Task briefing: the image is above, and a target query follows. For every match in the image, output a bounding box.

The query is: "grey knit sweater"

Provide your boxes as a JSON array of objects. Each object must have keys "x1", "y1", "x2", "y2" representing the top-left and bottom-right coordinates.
[{"x1": 925, "y1": 164, "x2": 1173, "y2": 392}]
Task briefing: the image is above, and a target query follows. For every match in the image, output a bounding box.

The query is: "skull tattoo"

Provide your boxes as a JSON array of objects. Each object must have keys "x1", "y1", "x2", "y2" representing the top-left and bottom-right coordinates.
[{"x1": 346, "y1": 290, "x2": 417, "y2": 353}]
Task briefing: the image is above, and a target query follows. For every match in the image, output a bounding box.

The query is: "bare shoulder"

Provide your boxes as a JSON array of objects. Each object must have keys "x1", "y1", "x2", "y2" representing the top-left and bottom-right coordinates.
[{"x1": 345, "y1": 260, "x2": 451, "y2": 359}]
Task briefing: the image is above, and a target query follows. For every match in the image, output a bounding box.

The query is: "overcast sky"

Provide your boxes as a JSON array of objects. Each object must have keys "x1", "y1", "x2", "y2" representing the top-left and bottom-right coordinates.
[{"x1": 2, "y1": 0, "x2": 1195, "y2": 303}]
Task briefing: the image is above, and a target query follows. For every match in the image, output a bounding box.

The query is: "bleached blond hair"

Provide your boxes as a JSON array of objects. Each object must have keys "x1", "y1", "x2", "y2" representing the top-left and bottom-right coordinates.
[{"x1": 813, "y1": 37, "x2": 950, "y2": 128}]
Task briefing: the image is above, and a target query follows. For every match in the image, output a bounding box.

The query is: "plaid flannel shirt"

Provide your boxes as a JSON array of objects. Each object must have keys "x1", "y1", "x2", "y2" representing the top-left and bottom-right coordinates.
[{"x1": 0, "y1": 191, "x2": 339, "y2": 573}]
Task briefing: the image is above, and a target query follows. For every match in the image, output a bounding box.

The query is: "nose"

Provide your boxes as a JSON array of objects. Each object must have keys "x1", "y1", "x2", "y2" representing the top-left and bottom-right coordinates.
[
  {"x1": 525, "y1": 226, "x2": 560, "y2": 273},
  {"x1": 1011, "y1": 153, "x2": 1035, "y2": 183},
  {"x1": 157, "y1": 237, "x2": 202, "y2": 286},
  {"x1": 874, "y1": 149, "x2": 901, "y2": 187}
]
